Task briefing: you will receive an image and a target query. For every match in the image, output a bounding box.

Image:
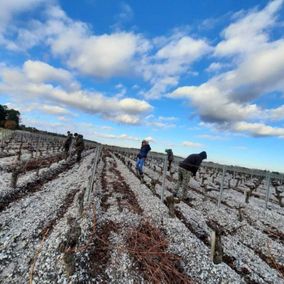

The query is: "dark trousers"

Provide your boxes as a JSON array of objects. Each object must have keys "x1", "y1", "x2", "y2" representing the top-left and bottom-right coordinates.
[
  {"x1": 168, "y1": 160, "x2": 173, "y2": 171},
  {"x1": 76, "y1": 150, "x2": 83, "y2": 162}
]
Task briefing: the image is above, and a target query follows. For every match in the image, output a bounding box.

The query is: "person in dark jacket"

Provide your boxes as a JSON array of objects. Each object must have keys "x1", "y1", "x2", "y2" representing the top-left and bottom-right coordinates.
[
  {"x1": 136, "y1": 140, "x2": 151, "y2": 178},
  {"x1": 75, "y1": 134, "x2": 85, "y2": 162},
  {"x1": 63, "y1": 131, "x2": 72, "y2": 158},
  {"x1": 173, "y1": 151, "x2": 207, "y2": 200},
  {"x1": 165, "y1": 149, "x2": 174, "y2": 172}
]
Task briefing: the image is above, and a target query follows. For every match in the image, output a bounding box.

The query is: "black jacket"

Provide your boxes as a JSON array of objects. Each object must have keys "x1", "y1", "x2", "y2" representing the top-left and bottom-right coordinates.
[
  {"x1": 75, "y1": 137, "x2": 85, "y2": 151},
  {"x1": 137, "y1": 144, "x2": 151, "y2": 159},
  {"x1": 64, "y1": 136, "x2": 72, "y2": 148},
  {"x1": 166, "y1": 149, "x2": 174, "y2": 162},
  {"x1": 179, "y1": 151, "x2": 207, "y2": 176}
]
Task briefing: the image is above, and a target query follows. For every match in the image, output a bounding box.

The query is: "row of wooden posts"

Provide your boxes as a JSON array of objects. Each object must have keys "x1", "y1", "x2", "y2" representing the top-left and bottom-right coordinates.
[{"x1": 111, "y1": 147, "x2": 283, "y2": 265}]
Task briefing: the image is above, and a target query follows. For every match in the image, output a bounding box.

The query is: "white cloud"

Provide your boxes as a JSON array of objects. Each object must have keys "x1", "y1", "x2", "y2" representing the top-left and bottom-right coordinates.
[
  {"x1": 264, "y1": 105, "x2": 284, "y2": 121},
  {"x1": 206, "y1": 62, "x2": 222, "y2": 72},
  {"x1": 0, "y1": 0, "x2": 45, "y2": 31},
  {"x1": 206, "y1": 62, "x2": 229, "y2": 73},
  {"x1": 40, "y1": 6, "x2": 150, "y2": 78},
  {"x1": 0, "y1": 0, "x2": 48, "y2": 50},
  {"x1": 56, "y1": 32, "x2": 148, "y2": 78},
  {"x1": 118, "y1": 98, "x2": 150, "y2": 114},
  {"x1": 117, "y1": 3, "x2": 134, "y2": 22},
  {"x1": 41, "y1": 105, "x2": 70, "y2": 115},
  {"x1": 169, "y1": 84, "x2": 262, "y2": 123},
  {"x1": 1, "y1": 0, "x2": 283, "y2": 140},
  {"x1": 22, "y1": 117, "x2": 65, "y2": 133},
  {"x1": 144, "y1": 136, "x2": 156, "y2": 143},
  {"x1": 94, "y1": 132, "x2": 140, "y2": 142},
  {"x1": 145, "y1": 115, "x2": 176, "y2": 129},
  {"x1": 57, "y1": 116, "x2": 70, "y2": 122},
  {"x1": 1, "y1": 4, "x2": 150, "y2": 78},
  {"x1": 232, "y1": 121, "x2": 284, "y2": 137},
  {"x1": 0, "y1": 3, "x2": 212, "y2": 100},
  {"x1": 169, "y1": 1, "x2": 284, "y2": 138},
  {"x1": 157, "y1": 36, "x2": 211, "y2": 62},
  {"x1": 182, "y1": 141, "x2": 203, "y2": 148},
  {"x1": 142, "y1": 76, "x2": 179, "y2": 100},
  {"x1": 23, "y1": 60, "x2": 79, "y2": 90},
  {"x1": 140, "y1": 35, "x2": 212, "y2": 99},
  {"x1": 215, "y1": 0, "x2": 283, "y2": 57},
  {"x1": 20, "y1": 103, "x2": 72, "y2": 116},
  {"x1": 147, "y1": 121, "x2": 176, "y2": 129},
  {"x1": 21, "y1": 116, "x2": 153, "y2": 148},
  {"x1": 115, "y1": 83, "x2": 124, "y2": 89},
  {"x1": 88, "y1": 131, "x2": 155, "y2": 144},
  {"x1": 112, "y1": 2, "x2": 134, "y2": 30},
  {"x1": 170, "y1": 39, "x2": 284, "y2": 121},
  {"x1": 107, "y1": 114, "x2": 140, "y2": 125},
  {"x1": 0, "y1": 61, "x2": 153, "y2": 125}
]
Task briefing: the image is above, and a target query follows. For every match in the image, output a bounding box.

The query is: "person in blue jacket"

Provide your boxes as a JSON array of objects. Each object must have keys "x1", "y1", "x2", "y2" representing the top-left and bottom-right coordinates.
[{"x1": 136, "y1": 140, "x2": 151, "y2": 178}]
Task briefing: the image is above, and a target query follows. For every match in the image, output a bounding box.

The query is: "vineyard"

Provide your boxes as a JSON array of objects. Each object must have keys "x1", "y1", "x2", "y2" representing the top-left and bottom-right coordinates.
[{"x1": 0, "y1": 130, "x2": 284, "y2": 284}]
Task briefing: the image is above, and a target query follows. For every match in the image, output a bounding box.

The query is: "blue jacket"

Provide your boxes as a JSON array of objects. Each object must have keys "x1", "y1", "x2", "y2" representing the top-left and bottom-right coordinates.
[{"x1": 137, "y1": 144, "x2": 151, "y2": 159}]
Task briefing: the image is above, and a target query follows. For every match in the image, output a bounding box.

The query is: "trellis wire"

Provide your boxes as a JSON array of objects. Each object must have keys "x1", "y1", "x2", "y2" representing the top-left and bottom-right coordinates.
[{"x1": 87, "y1": 145, "x2": 102, "y2": 202}]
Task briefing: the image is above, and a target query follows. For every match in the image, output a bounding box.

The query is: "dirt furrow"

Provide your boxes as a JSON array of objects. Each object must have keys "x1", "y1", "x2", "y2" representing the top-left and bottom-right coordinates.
[
  {"x1": 0, "y1": 152, "x2": 92, "y2": 212},
  {"x1": 113, "y1": 150, "x2": 284, "y2": 283},
  {"x1": 88, "y1": 150, "x2": 143, "y2": 282},
  {"x1": 0, "y1": 153, "x2": 94, "y2": 284},
  {"x1": 128, "y1": 153, "x2": 284, "y2": 244},
  {"x1": 111, "y1": 151, "x2": 243, "y2": 283}
]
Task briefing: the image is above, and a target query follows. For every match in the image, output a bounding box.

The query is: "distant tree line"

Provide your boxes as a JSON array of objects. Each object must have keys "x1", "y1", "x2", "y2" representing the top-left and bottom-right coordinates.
[
  {"x1": 0, "y1": 104, "x2": 92, "y2": 139},
  {"x1": 0, "y1": 104, "x2": 70, "y2": 137},
  {"x1": 0, "y1": 104, "x2": 21, "y2": 129},
  {"x1": 0, "y1": 104, "x2": 40, "y2": 132}
]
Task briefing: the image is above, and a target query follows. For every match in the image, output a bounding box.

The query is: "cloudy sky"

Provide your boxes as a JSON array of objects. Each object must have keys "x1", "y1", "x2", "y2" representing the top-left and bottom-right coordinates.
[{"x1": 0, "y1": 0, "x2": 284, "y2": 171}]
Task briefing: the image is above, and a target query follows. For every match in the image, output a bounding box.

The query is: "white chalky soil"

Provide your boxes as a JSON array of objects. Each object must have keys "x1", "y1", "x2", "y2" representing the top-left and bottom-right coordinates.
[{"x1": 0, "y1": 137, "x2": 283, "y2": 283}]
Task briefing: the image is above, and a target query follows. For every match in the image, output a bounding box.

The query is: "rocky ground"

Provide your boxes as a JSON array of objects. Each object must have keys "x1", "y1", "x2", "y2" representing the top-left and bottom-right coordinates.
[{"x1": 0, "y1": 146, "x2": 283, "y2": 283}]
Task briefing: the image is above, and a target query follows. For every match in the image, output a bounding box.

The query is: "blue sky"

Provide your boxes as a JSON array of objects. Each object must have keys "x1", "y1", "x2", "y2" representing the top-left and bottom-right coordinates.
[{"x1": 0, "y1": 0, "x2": 284, "y2": 172}]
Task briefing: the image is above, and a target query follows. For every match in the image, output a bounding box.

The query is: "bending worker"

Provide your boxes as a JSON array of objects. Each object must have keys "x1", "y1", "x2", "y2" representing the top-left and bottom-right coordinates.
[{"x1": 173, "y1": 151, "x2": 207, "y2": 200}]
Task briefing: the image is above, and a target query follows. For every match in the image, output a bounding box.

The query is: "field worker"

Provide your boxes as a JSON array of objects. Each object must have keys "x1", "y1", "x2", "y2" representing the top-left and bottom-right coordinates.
[
  {"x1": 75, "y1": 134, "x2": 85, "y2": 162},
  {"x1": 165, "y1": 149, "x2": 174, "y2": 172},
  {"x1": 72, "y1": 133, "x2": 78, "y2": 154},
  {"x1": 63, "y1": 131, "x2": 73, "y2": 158},
  {"x1": 136, "y1": 140, "x2": 151, "y2": 178},
  {"x1": 173, "y1": 151, "x2": 207, "y2": 200}
]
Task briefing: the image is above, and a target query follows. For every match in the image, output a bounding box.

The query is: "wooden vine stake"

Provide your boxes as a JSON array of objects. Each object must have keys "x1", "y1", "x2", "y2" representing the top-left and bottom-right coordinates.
[
  {"x1": 161, "y1": 154, "x2": 168, "y2": 203},
  {"x1": 210, "y1": 229, "x2": 223, "y2": 264},
  {"x1": 217, "y1": 166, "x2": 226, "y2": 209},
  {"x1": 265, "y1": 172, "x2": 271, "y2": 210}
]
